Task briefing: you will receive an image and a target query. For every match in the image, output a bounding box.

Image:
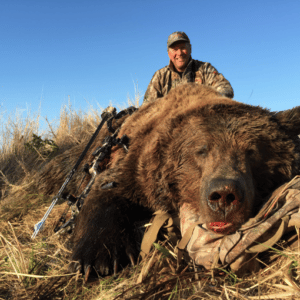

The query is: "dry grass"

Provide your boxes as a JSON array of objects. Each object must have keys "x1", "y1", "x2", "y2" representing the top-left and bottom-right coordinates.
[{"x1": 1, "y1": 93, "x2": 300, "y2": 299}]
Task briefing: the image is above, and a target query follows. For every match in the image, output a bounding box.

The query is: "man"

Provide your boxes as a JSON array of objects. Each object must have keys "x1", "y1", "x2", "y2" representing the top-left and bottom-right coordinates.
[{"x1": 143, "y1": 31, "x2": 234, "y2": 104}]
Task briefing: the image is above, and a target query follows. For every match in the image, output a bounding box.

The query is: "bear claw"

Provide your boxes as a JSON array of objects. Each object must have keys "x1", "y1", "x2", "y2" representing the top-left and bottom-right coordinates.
[
  {"x1": 69, "y1": 260, "x2": 82, "y2": 273},
  {"x1": 84, "y1": 264, "x2": 91, "y2": 282},
  {"x1": 113, "y1": 259, "x2": 118, "y2": 275},
  {"x1": 128, "y1": 253, "x2": 135, "y2": 266},
  {"x1": 99, "y1": 264, "x2": 110, "y2": 276}
]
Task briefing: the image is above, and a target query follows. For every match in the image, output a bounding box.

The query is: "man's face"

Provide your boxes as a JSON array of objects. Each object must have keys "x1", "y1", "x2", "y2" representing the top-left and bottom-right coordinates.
[{"x1": 168, "y1": 42, "x2": 191, "y2": 72}]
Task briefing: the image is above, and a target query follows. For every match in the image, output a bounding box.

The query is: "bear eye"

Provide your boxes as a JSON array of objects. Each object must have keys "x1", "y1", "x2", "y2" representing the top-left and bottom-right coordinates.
[
  {"x1": 247, "y1": 148, "x2": 256, "y2": 157},
  {"x1": 196, "y1": 145, "x2": 208, "y2": 156}
]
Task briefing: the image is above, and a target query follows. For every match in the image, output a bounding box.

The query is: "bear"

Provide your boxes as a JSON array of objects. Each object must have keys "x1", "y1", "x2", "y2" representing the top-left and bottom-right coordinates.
[{"x1": 38, "y1": 83, "x2": 300, "y2": 277}]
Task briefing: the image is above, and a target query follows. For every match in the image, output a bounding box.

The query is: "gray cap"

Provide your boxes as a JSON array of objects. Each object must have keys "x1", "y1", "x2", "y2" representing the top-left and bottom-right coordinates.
[{"x1": 167, "y1": 31, "x2": 190, "y2": 48}]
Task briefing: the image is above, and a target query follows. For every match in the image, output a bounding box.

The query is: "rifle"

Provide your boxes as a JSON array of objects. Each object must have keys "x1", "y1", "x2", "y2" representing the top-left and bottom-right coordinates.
[{"x1": 31, "y1": 107, "x2": 117, "y2": 239}]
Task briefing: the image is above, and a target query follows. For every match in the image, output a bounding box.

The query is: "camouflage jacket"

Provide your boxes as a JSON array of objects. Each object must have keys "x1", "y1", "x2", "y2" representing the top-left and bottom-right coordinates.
[{"x1": 143, "y1": 58, "x2": 234, "y2": 104}]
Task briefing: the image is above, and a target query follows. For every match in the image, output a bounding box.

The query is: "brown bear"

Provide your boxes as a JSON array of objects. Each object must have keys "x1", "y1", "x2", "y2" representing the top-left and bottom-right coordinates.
[{"x1": 39, "y1": 84, "x2": 300, "y2": 276}]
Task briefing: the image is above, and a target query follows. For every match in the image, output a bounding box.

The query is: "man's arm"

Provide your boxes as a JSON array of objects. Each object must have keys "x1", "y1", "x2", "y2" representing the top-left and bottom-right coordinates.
[
  {"x1": 201, "y1": 62, "x2": 234, "y2": 98},
  {"x1": 143, "y1": 71, "x2": 164, "y2": 105}
]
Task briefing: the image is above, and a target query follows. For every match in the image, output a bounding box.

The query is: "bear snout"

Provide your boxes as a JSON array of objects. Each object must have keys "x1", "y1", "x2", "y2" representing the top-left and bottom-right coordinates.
[{"x1": 206, "y1": 178, "x2": 244, "y2": 217}]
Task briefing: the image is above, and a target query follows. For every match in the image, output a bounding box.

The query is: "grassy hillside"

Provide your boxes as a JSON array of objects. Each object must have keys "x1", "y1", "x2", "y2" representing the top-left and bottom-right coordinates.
[{"x1": 1, "y1": 99, "x2": 300, "y2": 299}]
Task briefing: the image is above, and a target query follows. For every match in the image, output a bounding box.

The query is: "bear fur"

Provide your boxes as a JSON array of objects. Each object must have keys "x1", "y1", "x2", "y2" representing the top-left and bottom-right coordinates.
[{"x1": 38, "y1": 84, "x2": 300, "y2": 275}]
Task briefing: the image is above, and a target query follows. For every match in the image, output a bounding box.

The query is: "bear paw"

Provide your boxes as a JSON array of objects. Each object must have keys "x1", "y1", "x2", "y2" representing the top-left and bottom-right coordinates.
[{"x1": 69, "y1": 198, "x2": 150, "y2": 279}]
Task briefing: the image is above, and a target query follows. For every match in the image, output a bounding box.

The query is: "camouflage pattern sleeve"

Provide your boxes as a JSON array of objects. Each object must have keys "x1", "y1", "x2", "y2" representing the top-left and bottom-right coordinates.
[
  {"x1": 143, "y1": 71, "x2": 164, "y2": 104},
  {"x1": 201, "y1": 62, "x2": 234, "y2": 98}
]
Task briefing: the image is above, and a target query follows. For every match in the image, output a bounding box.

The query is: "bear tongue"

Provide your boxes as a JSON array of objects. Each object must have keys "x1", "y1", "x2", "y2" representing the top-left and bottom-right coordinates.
[{"x1": 208, "y1": 221, "x2": 235, "y2": 234}]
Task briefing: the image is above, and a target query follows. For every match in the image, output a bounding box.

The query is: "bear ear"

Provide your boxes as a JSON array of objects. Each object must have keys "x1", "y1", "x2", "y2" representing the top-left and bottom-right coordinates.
[{"x1": 273, "y1": 106, "x2": 300, "y2": 138}]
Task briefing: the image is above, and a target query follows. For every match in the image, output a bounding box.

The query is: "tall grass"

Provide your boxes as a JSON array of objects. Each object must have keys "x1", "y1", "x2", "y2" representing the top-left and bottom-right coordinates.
[{"x1": 1, "y1": 92, "x2": 300, "y2": 299}]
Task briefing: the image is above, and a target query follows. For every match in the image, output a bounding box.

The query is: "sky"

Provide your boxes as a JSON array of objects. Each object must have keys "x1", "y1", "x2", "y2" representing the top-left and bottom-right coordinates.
[{"x1": 0, "y1": 0, "x2": 299, "y2": 133}]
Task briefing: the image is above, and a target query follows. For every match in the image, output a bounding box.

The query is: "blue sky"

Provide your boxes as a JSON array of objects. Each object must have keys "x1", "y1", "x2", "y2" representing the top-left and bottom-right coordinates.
[{"x1": 1, "y1": 0, "x2": 299, "y2": 132}]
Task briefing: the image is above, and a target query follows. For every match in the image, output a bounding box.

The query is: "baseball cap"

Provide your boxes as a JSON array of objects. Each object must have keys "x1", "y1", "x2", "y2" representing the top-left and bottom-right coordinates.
[{"x1": 167, "y1": 31, "x2": 190, "y2": 48}]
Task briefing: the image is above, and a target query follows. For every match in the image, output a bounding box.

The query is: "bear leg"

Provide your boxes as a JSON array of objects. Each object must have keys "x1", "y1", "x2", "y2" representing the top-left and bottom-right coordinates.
[{"x1": 69, "y1": 191, "x2": 151, "y2": 277}]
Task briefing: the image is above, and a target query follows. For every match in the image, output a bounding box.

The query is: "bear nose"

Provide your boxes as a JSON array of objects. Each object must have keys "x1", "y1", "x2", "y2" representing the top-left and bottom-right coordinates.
[
  {"x1": 207, "y1": 178, "x2": 244, "y2": 213},
  {"x1": 209, "y1": 190, "x2": 239, "y2": 209}
]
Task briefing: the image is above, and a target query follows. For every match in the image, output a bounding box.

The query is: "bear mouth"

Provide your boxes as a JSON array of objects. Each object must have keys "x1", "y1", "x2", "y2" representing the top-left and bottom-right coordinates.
[{"x1": 207, "y1": 221, "x2": 236, "y2": 234}]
